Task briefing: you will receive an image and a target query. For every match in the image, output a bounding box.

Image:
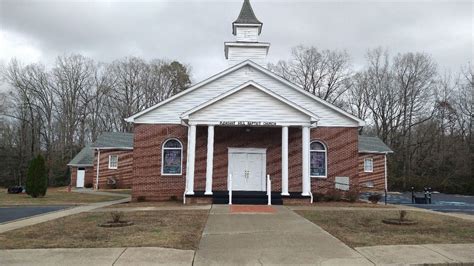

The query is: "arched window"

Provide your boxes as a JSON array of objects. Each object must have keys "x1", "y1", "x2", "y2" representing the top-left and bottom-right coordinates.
[
  {"x1": 310, "y1": 141, "x2": 327, "y2": 178},
  {"x1": 162, "y1": 139, "x2": 183, "y2": 175}
]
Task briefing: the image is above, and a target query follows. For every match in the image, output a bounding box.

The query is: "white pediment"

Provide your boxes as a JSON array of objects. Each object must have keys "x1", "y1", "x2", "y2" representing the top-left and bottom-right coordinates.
[{"x1": 181, "y1": 81, "x2": 318, "y2": 126}]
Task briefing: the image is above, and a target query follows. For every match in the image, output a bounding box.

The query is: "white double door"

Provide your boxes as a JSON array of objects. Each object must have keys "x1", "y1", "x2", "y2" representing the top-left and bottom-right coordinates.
[{"x1": 228, "y1": 148, "x2": 266, "y2": 191}]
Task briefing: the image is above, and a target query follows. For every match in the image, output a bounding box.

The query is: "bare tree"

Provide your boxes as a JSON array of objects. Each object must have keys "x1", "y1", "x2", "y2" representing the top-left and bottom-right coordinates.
[{"x1": 268, "y1": 45, "x2": 352, "y2": 105}]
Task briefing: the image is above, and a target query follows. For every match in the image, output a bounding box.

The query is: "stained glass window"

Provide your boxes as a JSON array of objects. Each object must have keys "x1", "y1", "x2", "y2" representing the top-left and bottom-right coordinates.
[
  {"x1": 310, "y1": 141, "x2": 326, "y2": 177},
  {"x1": 162, "y1": 139, "x2": 182, "y2": 175}
]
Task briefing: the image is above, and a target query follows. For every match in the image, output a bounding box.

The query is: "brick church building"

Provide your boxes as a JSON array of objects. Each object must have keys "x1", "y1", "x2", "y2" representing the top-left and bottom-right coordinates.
[{"x1": 69, "y1": 0, "x2": 392, "y2": 204}]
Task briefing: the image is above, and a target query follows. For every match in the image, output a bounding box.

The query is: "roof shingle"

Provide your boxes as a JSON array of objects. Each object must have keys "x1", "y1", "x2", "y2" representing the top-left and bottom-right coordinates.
[
  {"x1": 90, "y1": 132, "x2": 134, "y2": 149},
  {"x1": 358, "y1": 136, "x2": 393, "y2": 153},
  {"x1": 67, "y1": 145, "x2": 94, "y2": 166},
  {"x1": 233, "y1": 0, "x2": 262, "y2": 25}
]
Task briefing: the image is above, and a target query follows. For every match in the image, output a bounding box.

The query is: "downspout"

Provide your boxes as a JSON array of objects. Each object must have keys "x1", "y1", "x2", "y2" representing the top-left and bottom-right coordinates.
[
  {"x1": 384, "y1": 153, "x2": 388, "y2": 192},
  {"x1": 95, "y1": 148, "x2": 100, "y2": 190}
]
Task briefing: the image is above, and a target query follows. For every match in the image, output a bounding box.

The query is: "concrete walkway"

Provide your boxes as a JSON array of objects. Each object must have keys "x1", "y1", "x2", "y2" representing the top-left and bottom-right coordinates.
[
  {"x1": 0, "y1": 196, "x2": 130, "y2": 234},
  {"x1": 0, "y1": 247, "x2": 194, "y2": 265},
  {"x1": 194, "y1": 205, "x2": 372, "y2": 265},
  {"x1": 91, "y1": 205, "x2": 212, "y2": 212},
  {"x1": 356, "y1": 244, "x2": 474, "y2": 265}
]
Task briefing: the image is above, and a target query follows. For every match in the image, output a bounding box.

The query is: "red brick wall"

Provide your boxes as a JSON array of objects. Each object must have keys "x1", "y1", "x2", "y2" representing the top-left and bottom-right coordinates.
[
  {"x1": 358, "y1": 153, "x2": 386, "y2": 191},
  {"x1": 310, "y1": 127, "x2": 359, "y2": 193},
  {"x1": 94, "y1": 149, "x2": 133, "y2": 189},
  {"x1": 69, "y1": 166, "x2": 94, "y2": 187},
  {"x1": 132, "y1": 124, "x2": 359, "y2": 201},
  {"x1": 132, "y1": 124, "x2": 188, "y2": 201}
]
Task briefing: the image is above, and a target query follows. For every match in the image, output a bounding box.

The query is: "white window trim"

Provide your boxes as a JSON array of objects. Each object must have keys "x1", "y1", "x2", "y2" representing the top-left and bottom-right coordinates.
[
  {"x1": 161, "y1": 138, "x2": 183, "y2": 176},
  {"x1": 108, "y1": 155, "x2": 118, "y2": 169},
  {"x1": 364, "y1": 158, "x2": 374, "y2": 173},
  {"x1": 310, "y1": 140, "x2": 327, "y2": 178}
]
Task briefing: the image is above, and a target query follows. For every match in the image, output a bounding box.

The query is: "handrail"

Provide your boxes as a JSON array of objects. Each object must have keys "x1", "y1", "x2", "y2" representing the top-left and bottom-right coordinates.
[
  {"x1": 228, "y1": 174, "x2": 232, "y2": 205},
  {"x1": 183, "y1": 190, "x2": 186, "y2": 205},
  {"x1": 309, "y1": 191, "x2": 313, "y2": 204},
  {"x1": 267, "y1": 174, "x2": 271, "y2": 205}
]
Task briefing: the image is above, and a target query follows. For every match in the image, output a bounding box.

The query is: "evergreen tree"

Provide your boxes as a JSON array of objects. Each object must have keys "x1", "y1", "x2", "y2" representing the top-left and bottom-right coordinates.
[{"x1": 26, "y1": 155, "x2": 48, "y2": 198}]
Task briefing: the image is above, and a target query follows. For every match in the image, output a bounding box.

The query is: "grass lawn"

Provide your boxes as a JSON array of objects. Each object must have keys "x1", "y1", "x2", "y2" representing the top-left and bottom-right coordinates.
[
  {"x1": 0, "y1": 187, "x2": 127, "y2": 206},
  {"x1": 0, "y1": 210, "x2": 208, "y2": 250},
  {"x1": 98, "y1": 189, "x2": 132, "y2": 195},
  {"x1": 106, "y1": 201, "x2": 205, "y2": 208},
  {"x1": 296, "y1": 209, "x2": 474, "y2": 247},
  {"x1": 308, "y1": 201, "x2": 394, "y2": 208}
]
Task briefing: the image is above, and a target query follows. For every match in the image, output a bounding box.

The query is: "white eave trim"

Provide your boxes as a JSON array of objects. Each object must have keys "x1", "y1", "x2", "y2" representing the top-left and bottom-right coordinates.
[
  {"x1": 126, "y1": 60, "x2": 365, "y2": 126},
  {"x1": 224, "y1": 42, "x2": 270, "y2": 47},
  {"x1": 359, "y1": 150, "x2": 394, "y2": 154},
  {"x1": 180, "y1": 80, "x2": 319, "y2": 123},
  {"x1": 90, "y1": 147, "x2": 134, "y2": 150},
  {"x1": 67, "y1": 164, "x2": 94, "y2": 167}
]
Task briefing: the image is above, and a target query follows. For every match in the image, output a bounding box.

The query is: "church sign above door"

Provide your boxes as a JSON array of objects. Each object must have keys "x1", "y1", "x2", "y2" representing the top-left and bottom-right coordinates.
[{"x1": 219, "y1": 121, "x2": 277, "y2": 127}]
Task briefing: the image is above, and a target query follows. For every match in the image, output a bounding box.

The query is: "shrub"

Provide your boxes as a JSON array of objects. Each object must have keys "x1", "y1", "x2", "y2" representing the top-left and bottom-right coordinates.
[
  {"x1": 345, "y1": 188, "x2": 359, "y2": 202},
  {"x1": 137, "y1": 196, "x2": 146, "y2": 202},
  {"x1": 26, "y1": 155, "x2": 48, "y2": 198},
  {"x1": 399, "y1": 210, "x2": 407, "y2": 222},
  {"x1": 84, "y1": 183, "x2": 93, "y2": 188},
  {"x1": 169, "y1": 195, "x2": 178, "y2": 201},
  {"x1": 110, "y1": 212, "x2": 123, "y2": 223},
  {"x1": 368, "y1": 193, "x2": 382, "y2": 204},
  {"x1": 312, "y1": 193, "x2": 325, "y2": 202},
  {"x1": 324, "y1": 189, "x2": 342, "y2": 201}
]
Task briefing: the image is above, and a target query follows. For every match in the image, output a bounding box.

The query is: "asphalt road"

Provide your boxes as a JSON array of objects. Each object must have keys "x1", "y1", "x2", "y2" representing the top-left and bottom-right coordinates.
[
  {"x1": 367, "y1": 192, "x2": 474, "y2": 215},
  {"x1": 0, "y1": 206, "x2": 71, "y2": 223}
]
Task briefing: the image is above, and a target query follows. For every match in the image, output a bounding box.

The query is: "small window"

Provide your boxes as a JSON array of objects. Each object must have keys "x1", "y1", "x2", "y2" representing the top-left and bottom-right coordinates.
[
  {"x1": 108, "y1": 155, "x2": 118, "y2": 169},
  {"x1": 364, "y1": 158, "x2": 373, "y2": 172},
  {"x1": 162, "y1": 139, "x2": 183, "y2": 175},
  {"x1": 310, "y1": 141, "x2": 327, "y2": 178}
]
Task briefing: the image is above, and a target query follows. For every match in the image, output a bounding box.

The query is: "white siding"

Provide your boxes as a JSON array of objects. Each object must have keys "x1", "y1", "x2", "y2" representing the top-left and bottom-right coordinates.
[
  {"x1": 235, "y1": 27, "x2": 259, "y2": 42},
  {"x1": 189, "y1": 86, "x2": 310, "y2": 123},
  {"x1": 227, "y1": 46, "x2": 267, "y2": 66},
  {"x1": 135, "y1": 65, "x2": 359, "y2": 127}
]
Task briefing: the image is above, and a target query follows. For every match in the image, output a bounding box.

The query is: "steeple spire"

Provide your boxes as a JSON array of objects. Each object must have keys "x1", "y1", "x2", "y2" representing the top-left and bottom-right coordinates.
[
  {"x1": 225, "y1": 0, "x2": 270, "y2": 66},
  {"x1": 232, "y1": 0, "x2": 262, "y2": 35}
]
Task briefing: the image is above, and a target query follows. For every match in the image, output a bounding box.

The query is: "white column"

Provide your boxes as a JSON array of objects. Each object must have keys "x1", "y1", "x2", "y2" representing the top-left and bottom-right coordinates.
[
  {"x1": 186, "y1": 125, "x2": 196, "y2": 195},
  {"x1": 384, "y1": 154, "x2": 388, "y2": 191},
  {"x1": 281, "y1": 126, "x2": 289, "y2": 196},
  {"x1": 95, "y1": 149, "x2": 100, "y2": 190},
  {"x1": 205, "y1": 125, "x2": 214, "y2": 195},
  {"x1": 302, "y1": 126, "x2": 311, "y2": 196}
]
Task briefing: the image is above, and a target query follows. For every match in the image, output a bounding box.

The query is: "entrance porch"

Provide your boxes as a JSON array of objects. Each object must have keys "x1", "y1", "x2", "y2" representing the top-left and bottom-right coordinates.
[{"x1": 183, "y1": 125, "x2": 314, "y2": 204}]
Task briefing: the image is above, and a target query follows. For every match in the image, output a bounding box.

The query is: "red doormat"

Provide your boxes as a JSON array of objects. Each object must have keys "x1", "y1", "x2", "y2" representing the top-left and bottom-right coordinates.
[{"x1": 230, "y1": 205, "x2": 277, "y2": 213}]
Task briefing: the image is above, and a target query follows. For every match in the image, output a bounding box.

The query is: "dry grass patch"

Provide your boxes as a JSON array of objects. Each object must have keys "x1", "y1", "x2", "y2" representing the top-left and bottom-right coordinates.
[
  {"x1": 297, "y1": 210, "x2": 474, "y2": 247},
  {"x1": 310, "y1": 201, "x2": 393, "y2": 208},
  {"x1": 105, "y1": 201, "x2": 185, "y2": 208},
  {"x1": 0, "y1": 210, "x2": 208, "y2": 250},
  {"x1": 0, "y1": 187, "x2": 125, "y2": 206}
]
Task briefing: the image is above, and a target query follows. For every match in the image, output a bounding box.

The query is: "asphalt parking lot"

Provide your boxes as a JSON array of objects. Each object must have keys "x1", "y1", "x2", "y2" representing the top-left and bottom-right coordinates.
[
  {"x1": 369, "y1": 192, "x2": 474, "y2": 215},
  {"x1": 0, "y1": 206, "x2": 71, "y2": 224}
]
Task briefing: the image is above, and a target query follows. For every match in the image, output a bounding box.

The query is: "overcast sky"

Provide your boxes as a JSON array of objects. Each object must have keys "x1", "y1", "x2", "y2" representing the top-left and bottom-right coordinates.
[{"x1": 0, "y1": 0, "x2": 472, "y2": 82}]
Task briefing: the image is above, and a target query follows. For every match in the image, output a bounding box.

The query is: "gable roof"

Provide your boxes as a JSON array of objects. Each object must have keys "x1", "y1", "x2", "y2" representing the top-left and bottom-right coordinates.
[
  {"x1": 233, "y1": 0, "x2": 262, "y2": 25},
  {"x1": 90, "y1": 132, "x2": 134, "y2": 150},
  {"x1": 358, "y1": 136, "x2": 393, "y2": 154},
  {"x1": 67, "y1": 145, "x2": 93, "y2": 167},
  {"x1": 125, "y1": 60, "x2": 365, "y2": 126},
  {"x1": 181, "y1": 80, "x2": 319, "y2": 123}
]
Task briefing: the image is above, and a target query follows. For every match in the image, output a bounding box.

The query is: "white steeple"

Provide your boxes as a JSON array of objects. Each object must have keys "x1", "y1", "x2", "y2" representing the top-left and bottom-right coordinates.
[{"x1": 224, "y1": 0, "x2": 270, "y2": 66}]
